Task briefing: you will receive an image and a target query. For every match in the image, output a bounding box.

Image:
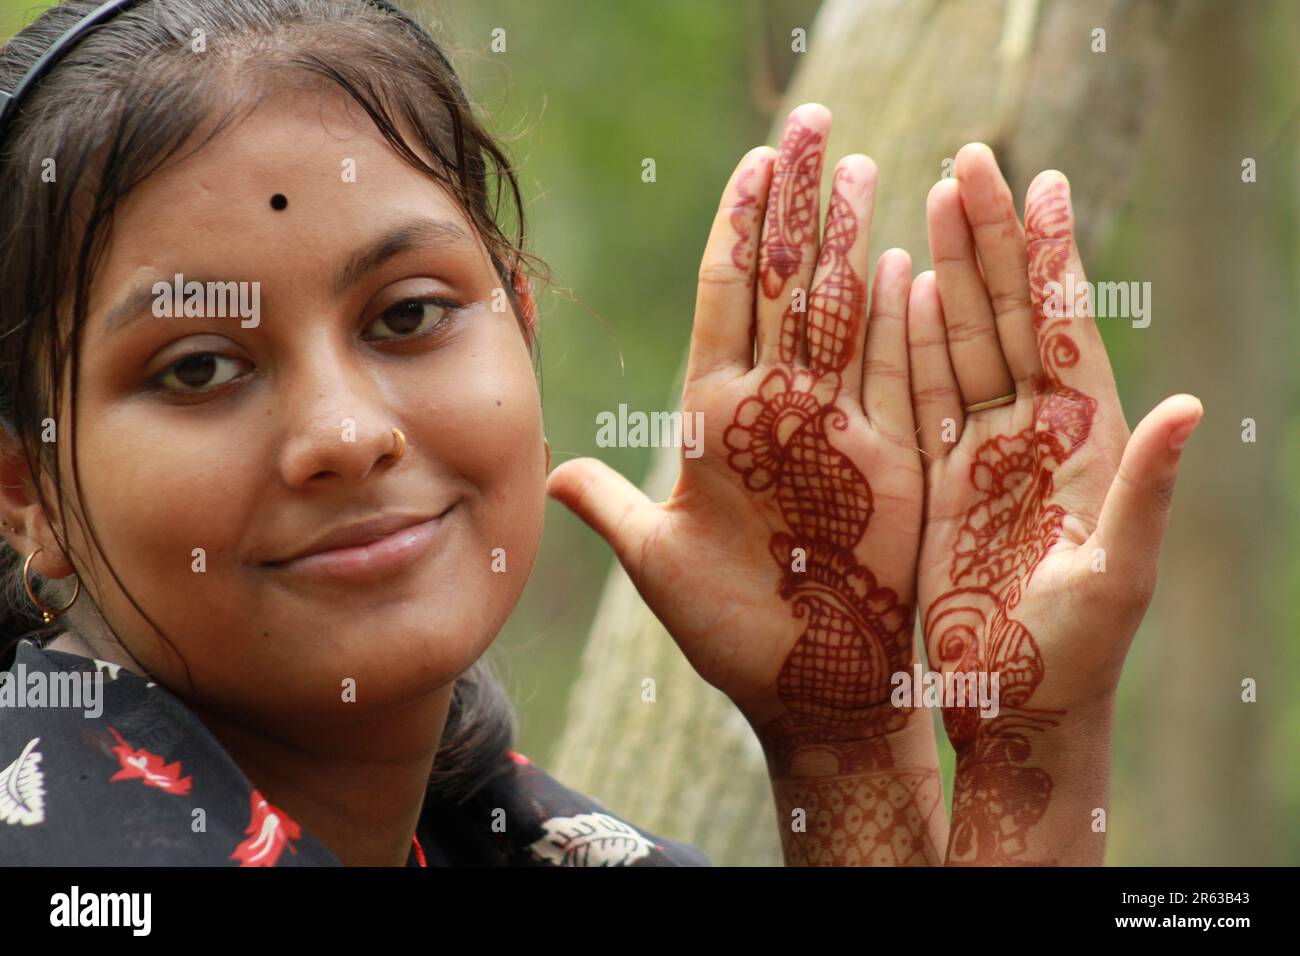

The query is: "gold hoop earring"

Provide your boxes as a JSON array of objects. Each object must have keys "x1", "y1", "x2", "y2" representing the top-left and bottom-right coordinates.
[
  {"x1": 389, "y1": 427, "x2": 406, "y2": 462},
  {"x1": 22, "y1": 548, "x2": 80, "y2": 624},
  {"x1": 543, "y1": 436, "x2": 551, "y2": 473}
]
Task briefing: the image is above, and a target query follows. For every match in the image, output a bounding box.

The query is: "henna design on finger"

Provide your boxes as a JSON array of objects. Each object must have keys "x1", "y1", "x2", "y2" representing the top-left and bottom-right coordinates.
[
  {"x1": 760, "y1": 119, "x2": 822, "y2": 301},
  {"x1": 729, "y1": 162, "x2": 764, "y2": 274},
  {"x1": 805, "y1": 167, "x2": 865, "y2": 373},
  {"x1": 758, "y1": 118, "x2": 824, "y2": 366},
  {"x1": 1027, "y1": 181, "x2": 1073, "y2": 328}
]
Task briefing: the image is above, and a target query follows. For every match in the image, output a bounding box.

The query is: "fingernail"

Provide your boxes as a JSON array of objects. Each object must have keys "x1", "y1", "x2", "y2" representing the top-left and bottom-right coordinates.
[{"x1": 1168, "y1": 420, "x2": 1198, "y2": 451}]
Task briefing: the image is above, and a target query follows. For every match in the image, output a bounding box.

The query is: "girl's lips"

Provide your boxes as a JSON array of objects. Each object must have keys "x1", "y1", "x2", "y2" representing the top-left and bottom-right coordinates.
[{"x1": 264, "y1": 510, "x2": 450, "y2": 584}]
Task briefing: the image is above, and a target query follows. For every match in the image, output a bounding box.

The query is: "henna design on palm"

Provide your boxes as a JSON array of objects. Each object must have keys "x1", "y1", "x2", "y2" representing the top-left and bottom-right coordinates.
[{"x1": 725, "y1": 368, "x2": 912, "y2": 754}]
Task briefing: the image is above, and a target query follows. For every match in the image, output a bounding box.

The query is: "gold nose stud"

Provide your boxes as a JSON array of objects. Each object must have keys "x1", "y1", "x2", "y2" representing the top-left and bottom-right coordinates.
[{"x1": 389, "y1": 427, "x2": 406, "y2": 462}]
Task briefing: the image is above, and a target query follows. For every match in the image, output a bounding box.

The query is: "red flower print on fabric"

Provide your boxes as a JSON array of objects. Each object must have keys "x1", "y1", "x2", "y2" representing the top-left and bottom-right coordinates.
[
  {"x1": 107, "y1": 726, "x2": 192, "y2": 795},
  {"x1": 230, "y1": 789, "x2": 302, "y2": 867}
]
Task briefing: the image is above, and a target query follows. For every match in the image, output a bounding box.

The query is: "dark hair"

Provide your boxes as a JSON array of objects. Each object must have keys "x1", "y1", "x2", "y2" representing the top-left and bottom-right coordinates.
[{"x1": 0, "y1": 0, "x2": 548, "y2": 807}]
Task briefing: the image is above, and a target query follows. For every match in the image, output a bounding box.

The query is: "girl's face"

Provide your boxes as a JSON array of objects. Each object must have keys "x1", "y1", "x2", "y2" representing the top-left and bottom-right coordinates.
[{"x1": 53, "y1": 88, "x2": 545, "y2": 726}]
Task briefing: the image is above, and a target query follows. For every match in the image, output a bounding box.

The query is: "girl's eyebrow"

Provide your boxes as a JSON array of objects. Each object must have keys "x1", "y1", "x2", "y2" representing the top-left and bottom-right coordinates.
[
  {"x1": 99, "y1": 216, "x2": 475, "y2": 338},
  {"x1": 332, "y1": 216, "x2": 474, "y2": 298}
]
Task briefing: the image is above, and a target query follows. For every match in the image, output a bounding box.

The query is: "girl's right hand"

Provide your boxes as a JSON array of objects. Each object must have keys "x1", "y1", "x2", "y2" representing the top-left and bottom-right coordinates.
[{"x1": 547, "y1": 104, "x2": 931, "y2": 774}]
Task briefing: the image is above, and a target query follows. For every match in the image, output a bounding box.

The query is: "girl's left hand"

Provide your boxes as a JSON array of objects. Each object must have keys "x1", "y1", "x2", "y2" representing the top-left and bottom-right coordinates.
[
  {"x1": 908, "y1": 143, "x2": 1202, "y2": 863},
  {"x1": 548, "y1": 104, "x2": 928, "y2": 769}
]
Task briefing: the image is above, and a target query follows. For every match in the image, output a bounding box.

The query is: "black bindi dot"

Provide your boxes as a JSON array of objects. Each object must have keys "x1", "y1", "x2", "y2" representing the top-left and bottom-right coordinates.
[{"x1": 270, "y1": 193, "x2": 288, "y2": 211}]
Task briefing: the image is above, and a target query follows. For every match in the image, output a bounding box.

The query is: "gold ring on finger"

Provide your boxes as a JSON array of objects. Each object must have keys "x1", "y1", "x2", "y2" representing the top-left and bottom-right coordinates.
[{"x1": 962, "y1": 392, "x2": 1017, "y2": 414}]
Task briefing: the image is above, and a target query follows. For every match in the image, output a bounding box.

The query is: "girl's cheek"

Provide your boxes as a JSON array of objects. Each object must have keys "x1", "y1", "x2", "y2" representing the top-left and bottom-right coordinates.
[
  {"x1": 67, "y1": 437, "x2": 246, "y2": 677},
  {"x1": 438, "y1": 318, "x2": 541, "y2": 474},
  {"x1": 454, "y1": 337, "x2": 545, "y2": 596}
]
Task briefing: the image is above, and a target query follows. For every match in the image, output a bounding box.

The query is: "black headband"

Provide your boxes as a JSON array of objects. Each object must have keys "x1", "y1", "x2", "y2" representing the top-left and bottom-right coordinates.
[{"x1": 0, "y1": 0, "x2": 450, "y2": 146}]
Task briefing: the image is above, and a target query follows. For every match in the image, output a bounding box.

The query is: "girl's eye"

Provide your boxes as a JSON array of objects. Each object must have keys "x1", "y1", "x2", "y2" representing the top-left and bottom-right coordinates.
[
  {"x1": 364, "y1": 297, "x2": 461, "y2": 341},
  {"x1": 152, "y1": 353, "x2": 250, "y2": 394},
  {"x1": 147, "y1": 298, "x2": 460, "y2": 397}
]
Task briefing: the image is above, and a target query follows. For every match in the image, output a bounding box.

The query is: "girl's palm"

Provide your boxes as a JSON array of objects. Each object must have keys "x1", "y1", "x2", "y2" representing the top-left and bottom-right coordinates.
[{"x1": 549, "y1": 105, "x2": 926, "y2": 760}]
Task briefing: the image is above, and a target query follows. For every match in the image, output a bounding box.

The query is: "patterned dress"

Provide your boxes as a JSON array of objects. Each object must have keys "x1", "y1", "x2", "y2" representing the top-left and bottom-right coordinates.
[{"x1": 0, "y1": 639, "x2": 710, "y2": 867}]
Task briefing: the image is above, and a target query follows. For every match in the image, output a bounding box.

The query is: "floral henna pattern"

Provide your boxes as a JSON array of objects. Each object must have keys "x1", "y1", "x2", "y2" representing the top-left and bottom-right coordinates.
[
  {"x1": 948, "y1": 716, "x2": 1054, "y2": 863},
  {"x1": 806, "y1": 167, "x2": 866, "y2": 372},
  {"x1": 724, "y1": 368, "x2": 939, "y2": 863},
  {"x1": 1026, "y1": 183, "x2": 1072, "y2": 320},
  {"x1": 724, "y1": 169, "x2": 939, "y2": 863},
  {"x1": 729, "y1": 162, "x2": 764, "y2": 274},
  {"x1": 725, "y1": 367, "x2": 915, "y2": 756},
  {"x1": 760, "y1": 118, "x2": 822, "y2": 299},
  {"x1": 925, "y1": 182, "x2": 1096, "y2": 864},
  {"x1": 757, "y1": 117, "x2": 826, "y2": 361},
  {"x1": 949, "y1": 429, "x2": 1065, "y2": 589}
]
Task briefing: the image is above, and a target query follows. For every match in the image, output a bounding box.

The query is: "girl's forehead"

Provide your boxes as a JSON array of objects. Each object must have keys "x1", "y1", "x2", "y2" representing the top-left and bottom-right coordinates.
[
  {"x1": 74, "y1": 88, "x2": 494, "y2": 337},
  {"x1": 108, "y1": 99, "x2": 473, "y2": 251},
  {"x1": 126, "y1": 86, "x2": 454, "y2": 212}
]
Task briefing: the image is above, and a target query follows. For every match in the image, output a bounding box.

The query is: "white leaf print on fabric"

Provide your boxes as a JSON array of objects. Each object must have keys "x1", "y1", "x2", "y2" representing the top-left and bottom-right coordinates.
[
  {"x1": 92, "y1": 659, "x2": 121, "y2": 681},
  {"x1": 527, "y1": 811, "x2": 655, "y2": 866},
  {"x1": 0, "y1": 737, "x2": 46, "y2": 826}
]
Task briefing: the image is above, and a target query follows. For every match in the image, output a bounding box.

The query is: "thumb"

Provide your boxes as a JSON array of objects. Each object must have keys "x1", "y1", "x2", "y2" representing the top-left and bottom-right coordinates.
[
  {"x1": 1092, "y1": 393, "x2": 1203, "y2": 585},
  {"x1": 546, "y1": 457, "x2": 662, "y2": 578}
]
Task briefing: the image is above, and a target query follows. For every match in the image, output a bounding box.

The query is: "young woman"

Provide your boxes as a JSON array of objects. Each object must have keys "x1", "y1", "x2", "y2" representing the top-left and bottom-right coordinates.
[{"x1": 0, "y1": 0, "x2": 1200, "y2": 867}]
